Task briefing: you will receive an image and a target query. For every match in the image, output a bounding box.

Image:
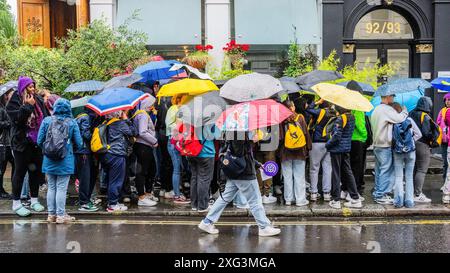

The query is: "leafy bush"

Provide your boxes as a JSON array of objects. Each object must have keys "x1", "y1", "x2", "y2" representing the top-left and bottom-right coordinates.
[
  {"x1": 0, "y1": 0, "x2": 16, "y2": 39},
  {"x1": 283, "y1": 43, "x2": 318, "y2": 77}
]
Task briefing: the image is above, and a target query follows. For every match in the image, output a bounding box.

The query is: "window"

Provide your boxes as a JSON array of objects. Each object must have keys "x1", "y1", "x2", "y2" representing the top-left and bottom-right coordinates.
[{"x1": 353, "y1": 9, "x2": 413, "y2": 40}]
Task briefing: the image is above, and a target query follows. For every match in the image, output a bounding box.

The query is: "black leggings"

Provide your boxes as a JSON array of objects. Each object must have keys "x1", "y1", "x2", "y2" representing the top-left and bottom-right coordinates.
[
  {"x1": 134, "y1": 142, "x2": 156, "y2": 196},
  {"x1": 0, "y1": 146, "x2": 14, "y2": 192},
  {"x1": 12, "y1": 145, "x2": 45, "y2": 200}
]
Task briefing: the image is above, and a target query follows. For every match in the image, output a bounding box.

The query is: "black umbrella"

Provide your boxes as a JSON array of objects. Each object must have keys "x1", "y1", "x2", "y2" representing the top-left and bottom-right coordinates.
[
  {"x1": 295, "y1": 70, "x2": 344, "y2": 90},
  {"x1": 177, "y1": 92, "x2": 228, "y2": 127}
]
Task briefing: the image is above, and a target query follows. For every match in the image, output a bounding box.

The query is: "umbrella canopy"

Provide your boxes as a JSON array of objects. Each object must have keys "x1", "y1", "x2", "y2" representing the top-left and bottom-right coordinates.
[
  {"x1": 311, "y1": 83, "x2": 374, "y2": 112},
  {"x1": 431, "y1": 77, "x2": 450, "y2": 92},
  {"x1": 86, "y1": 87, "x2": 152, "y2": 116},
  {"x1": 157, "y1": 79, "x2": 219, "y2": 97},
  {"x1": 219, "y1": 73, "x2": 283, "y2": 102},
  {"x1": 70, "y1": 96, "x2": 91, "y2": 109},
  {"x1": 65, "y1": 80, "x2": 105, "y2": 93},
  {"x1": 369, "y1": 89, "x2": 423, "y2": 116},
  {"x1": 337, "y1": 80, "x2": 376, "y2": 96},
  {"x1": 374, "y1": 78, "x2": 432, "y2": 97},
  {"x1": 295, "y1": 70, "x2": 344, "y2": 90},
  {"x1": 0, "y1": 80, "x2": 18, "y2": 97},
  {"x1": 279, "y1": 79, "x2": 300, "y2": 94},
  {"x1": 169, "y1": 64, "x2": 212, "y2": 80},
  {"x1": 134, "y1": 60, "x2": 185, "y2": 83},
  {"x1": 215, "y1": 99, "x2": 293, "y2": 131},
  {"x1": 104, "y1": 73, "x2": 143, "y2": 89},
  {"x1": 177, "y1": 92, "x2": 228, "y2": 127}
]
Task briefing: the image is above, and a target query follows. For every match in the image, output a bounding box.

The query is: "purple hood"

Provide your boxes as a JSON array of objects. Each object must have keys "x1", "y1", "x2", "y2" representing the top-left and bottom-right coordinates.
[{"x1": 18, "y1": 76, "x2": 35, "y2": 97}]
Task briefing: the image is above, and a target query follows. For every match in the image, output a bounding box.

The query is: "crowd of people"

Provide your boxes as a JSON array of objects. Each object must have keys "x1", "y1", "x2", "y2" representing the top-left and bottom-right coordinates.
[{"x1": 0, "y1": 75, "x2": 448, "y2": 236}]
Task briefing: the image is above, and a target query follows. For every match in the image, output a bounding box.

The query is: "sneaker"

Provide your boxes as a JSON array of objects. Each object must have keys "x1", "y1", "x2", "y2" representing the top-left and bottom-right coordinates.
[
  {"x1": 329, "y1": 200, "x2": 341, "y2": 209},
  {"x1": 91, "y1": 198, "x2": 102, "y2": 206},
  {"x1": 442, "y1": 195, "x2": 450, "y2": 204},
  {"x1": 414, "y1": 193, "x2": 432, "y2": 203},
  {"x1": 296, "y1": 200, "x2": 309, "y2": 207},
  {"x1": 14, "y1": 206, "x2": 31, "y2": 217},
  {"x1": 274, "y1": 185, "x2": 282, "y2": 195},
  {"x1": 107, "y1": 203, "x2": 128, "y2": 212},
  {"x1": 164, "y1": 190, "x2": 174, "y2": 199},
  {"x1": 145, "y1": 193, "x2": 159, "y2": 202},
  {"x1": 21, "y1": 199, "x2": 31, "y2": 208},
  {"x1": 285, "y1": 201, "x2": 292, "y2": 206},
  {"x1": 340, "y1": 191, "x2": 348, "y2": 200},
  {"x1": 78, "y1": 203, "x2": 100, "y2": 212},
  {"x1": 192, "y1": 207, "x2": 198, "y2": 211},
  {"x1": 138, "y1": 197, "x2": 157, "y2": 207},
  {"x1": 344, "y1": 198, "x2": 363, "y2": 208},
  {"x1": 198, "y1": 221, "x2": 219, "y2": 235},
  {"x1": 258, "y1": 226, "x2": 281, "y2": 237},
  {"x1": 30, "y1": 202, "x2": 45, "y2": 212},
  {"x1": 262, "y1": 195, "x2": 277, "y2": 204},
  {"x1": 173, "y1": 195, "x2": 190, "y2": 204},
  {"x1": 346, "y1": 194, "x2": 365, "y2": 202},
  {"x1": 56, "y1": 214, "x2": 75, "y2": 224},
  {"x1": 159, "y1": 189, "x2": 166, "y2": 197},
  {"x1": 47, "y1": 215, "x2": 56, "y2": 223},
  {"x1": 323, "y1": 192, "x2": 331, "y2": 201},
  {"x1": 375, "y1": 195, "x2": 394, "y2": 205},
  {"x1": 123, "y1": 197, "x2": 131, "y2": 203},
  {"x1": 310, "y1": 193, "x2": 320, "y2": 202}
]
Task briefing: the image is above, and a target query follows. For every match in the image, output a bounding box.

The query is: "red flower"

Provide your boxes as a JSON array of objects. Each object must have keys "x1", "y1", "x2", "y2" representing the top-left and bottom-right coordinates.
[
  {"x1": 195, "y1": 45, "x2": 204, "y2": 51},
  {"x1": 206, "y1": 44, "x2": 213, "y2": 50}
]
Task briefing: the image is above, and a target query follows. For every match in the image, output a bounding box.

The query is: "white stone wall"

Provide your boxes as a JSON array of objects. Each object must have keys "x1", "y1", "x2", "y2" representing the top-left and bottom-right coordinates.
[
  {"x1": 89, "y1": 0, "x2": 116, "y2": 27},
  {"x1": 205, "y1": 0, "x2": 231, "y2": 70}
]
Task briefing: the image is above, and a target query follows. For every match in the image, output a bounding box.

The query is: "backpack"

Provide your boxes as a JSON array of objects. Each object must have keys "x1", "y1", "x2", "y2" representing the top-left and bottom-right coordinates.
[
  {"x1": 308, "y1": 108, "x2": 326, "y2": 131},
  {"x1": 322, "y1": 114, "x2": 348, "y2": 139},
  {"x1": 420, "y1": 112, "x2": 443, "y2": 148},
  {"x1": 42, "y1": 117, "x2": 71, "y2": 161},
  {"x1": 284, "y1": 115, "x2": 306, "y2": 150},
  {"x1": 90, "y1": 118, "x2": 120, "y2": 154},
  {"x1": 170, "y1": 123, "x2": 204, "y2": 157},
  {"x1": 219, "y1": 141, "x2": 248, "y2": 180},
  {"x1": 392, "y1": 119, "x2": 415, "y2": 153}
]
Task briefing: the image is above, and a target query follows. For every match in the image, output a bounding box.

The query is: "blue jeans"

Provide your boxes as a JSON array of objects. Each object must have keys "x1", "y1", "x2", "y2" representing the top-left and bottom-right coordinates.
[
  {"x1": 167, "y1": 142, "x2": 182, "y2": 196},
  {"x1": 373, "y1": 147, "x2": 394, "y2": 199},
  {"x1": 20, "y1": 172, "x2": 30, "y2": 199},
  {"x1": 282, "y1": 159, "x2": 307, "y2": 204},
  {"x1": 205, "y1": 179, "x2": 271, "y2": 229},
  {"x1": 233, "y1": 192, "x2": 248, "y2": 207},
  {"x1": 46, "y1": 174, "x2": 70, "y2": 217},
  {"x1": 393, "y1": 152, "x2": 416, "y2": 208}
]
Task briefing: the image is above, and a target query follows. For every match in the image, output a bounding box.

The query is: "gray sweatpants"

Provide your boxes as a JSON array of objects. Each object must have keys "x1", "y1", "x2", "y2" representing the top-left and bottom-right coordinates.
[
  {"x1": 414, "y1": 141, "x2": 431, "y2": 196},
  {"x1": 309, "y1": 142, "x2": 332, "y2": 194}
]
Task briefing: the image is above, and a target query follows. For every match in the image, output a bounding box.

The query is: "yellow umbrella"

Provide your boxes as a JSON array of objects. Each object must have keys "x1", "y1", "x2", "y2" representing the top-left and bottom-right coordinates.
[
  {"x1": 157, "y1": 79, "x2": 219, "y2": 97},
  {"x1": 311, "y1": 83, "x2": 374, "y2": 112}
]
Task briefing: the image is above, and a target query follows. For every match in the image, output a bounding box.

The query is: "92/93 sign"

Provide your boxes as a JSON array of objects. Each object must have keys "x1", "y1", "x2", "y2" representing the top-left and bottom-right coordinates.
[{"x1": 366, "y1": 22, "x2": 401, "y2": 34}]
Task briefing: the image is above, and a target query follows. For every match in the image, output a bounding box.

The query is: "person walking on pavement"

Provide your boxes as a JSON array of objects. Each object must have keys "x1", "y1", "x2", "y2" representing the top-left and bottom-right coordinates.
[
  {"x1": 0, "y1": 87, "x2": 14, "y2": 199},
  {"x1": 306, "y1": 98, "x2": 333, "y2": 202},
  {"x1": 198, "y1": 133, "x2": 281, "y2": 237},
  {"x1": 409, "y1": 96, "x2": 438, "y2": 203},
  {"x1": 37, "y1": 98, "x2": 83, "y2": 224},
  {"x1": 132, "y1": 97, "x2": 159, "y2": 207},
  {"x1": 6, "y1": 76, "x2": 49, "y2": 217},
  {"x1": 370, "y1": 95, "x2": 408, "y2": 204}
]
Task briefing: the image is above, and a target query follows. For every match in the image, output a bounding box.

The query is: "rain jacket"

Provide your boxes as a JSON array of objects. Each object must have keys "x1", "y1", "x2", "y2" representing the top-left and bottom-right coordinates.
[
  {"x1": 37, "y1": 99, "x2": 83, "y2": 175},
  {"x1": 106, "y1": 118, "x2": 138, "y2": 157},
  {"x1": 197, "y1": 125, "x2": 219, "y2": 158},
  {"x1": 0, "y1": 103, "x2": 11, "y2": 146},
  {"x1": 370, "y1": 104, "x2": 408, "y2": 148},
  {"x1": 74, "y1": 109, "x2": 96, "y2": 154},
  {"x1": 351, "y1": 110, "x2": 368, "y2": 142},
  {"x1": 306, "y1": 102, "x2": 333, "y2": 143},
  {"x1": 326, "y1": 113, "x2": 356, "y2": 154},
  {"x1": 409, "y1": 96, "x2": 434, "y2": 145},
  {"x1": 132, "y1": 98, "x2": 158, "y2": 147},
  {"x1": 436, "y1": 94, "x2": 450, "y2": 143}
]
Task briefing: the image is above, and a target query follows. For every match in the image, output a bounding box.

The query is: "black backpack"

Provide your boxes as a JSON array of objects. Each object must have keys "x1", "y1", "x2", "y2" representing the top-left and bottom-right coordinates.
[{"x1": 43, "y1": 117, "x2": 70, "y2": 161}]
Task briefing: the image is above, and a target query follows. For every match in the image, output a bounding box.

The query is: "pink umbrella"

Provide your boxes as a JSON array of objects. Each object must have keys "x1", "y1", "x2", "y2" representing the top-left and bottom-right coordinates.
[{"x1": 215, "y1": 99, "x2": 293, "y2": 131}]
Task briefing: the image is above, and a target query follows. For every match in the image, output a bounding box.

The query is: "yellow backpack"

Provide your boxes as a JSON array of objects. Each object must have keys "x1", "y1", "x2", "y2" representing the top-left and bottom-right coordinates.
[
  {"x1": 284, "y1": 115, "x2": 306, "y2": 150},
  {"x1": 322, "y1": 114, "x2": 348, "y2": 139},
  {"x1": 421, "y1": 112, "x2": 443, "y2": 147},
  {"x1": 90, "y1": 118, "x2": 119, "y2": 153}
]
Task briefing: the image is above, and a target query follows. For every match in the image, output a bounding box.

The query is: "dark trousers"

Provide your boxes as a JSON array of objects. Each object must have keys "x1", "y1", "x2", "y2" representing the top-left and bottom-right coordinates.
[
  {"x1": 0, "y1": 146, "x2": 14, "y2": 193},
  {"x1": 189, "y1": 157, "x2": 214, "y2": 210},
  {"x1": 11, "y1": 145, "x2": 44, "y2": 200},
  {"x1": 134, "y1": 142, "x2": 156, "y2": 196},
  {"x1": 155, "y1": 132, "x2": 173, "y2": 191},
  {"x1": 76, "y1": 153, "x2": 96, "y2": 205},
  {"x1": 102, "y1": 153, "x2": 126, "y2": 206},
  {"x1": 349, "y1": 141, "x2": 367, "y2": 195},
  {"x1": 442, "y1": 143, "x2": 448, "y2": 181},
  {"x1": 331, "y1": 153, "x2": 359, "y2": 202}
]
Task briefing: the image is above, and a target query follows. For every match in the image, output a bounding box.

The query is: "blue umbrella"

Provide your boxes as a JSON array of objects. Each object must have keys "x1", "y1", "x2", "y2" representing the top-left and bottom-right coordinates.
[
  {"x1": 86, "y1": 87, "x2": 153, "y2": 116},
  {"x1": 374, "y1": 78, "x2": 431, "y2": 97},
  {"x1": 134, "y1": 60, "x2": 185, "y2": 83},
  {"x1": 65, "y1": 80, "x2": 105, "y2": 93},
  {"x1": 431, "y1": 77, "x2": 450, "y2": 92},
  {"x1": 337, "y1": 81, "x2": 375, "y2": 96},
  {"x1": 368, "y1": 89, "x2": 424, "y2": 116}
]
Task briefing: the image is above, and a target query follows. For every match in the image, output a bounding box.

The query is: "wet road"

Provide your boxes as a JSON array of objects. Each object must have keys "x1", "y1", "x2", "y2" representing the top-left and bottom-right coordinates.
[{"x1": 1, "y1": 218, "x2": 450, "y2": 253}]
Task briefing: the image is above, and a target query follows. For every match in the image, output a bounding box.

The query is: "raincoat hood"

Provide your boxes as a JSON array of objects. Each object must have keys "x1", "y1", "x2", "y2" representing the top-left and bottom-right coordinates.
[
  {"x1": 138, "y1": 97, "x2": 154, "y2": 111},
  {"x1": 414, "y1": 96, "x2": 433, "y2": 113},
  {"x1": 53, "y1": 98, "x2": 73, "y2": 118},
  {"x1": 17, "y1": 76, "x2": 35, "y2": 97}
]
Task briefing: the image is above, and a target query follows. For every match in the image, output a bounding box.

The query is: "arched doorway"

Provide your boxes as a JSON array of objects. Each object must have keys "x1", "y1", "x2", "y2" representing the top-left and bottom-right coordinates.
[{"x1": 352, "y1": 9, "x2": 414, "y2": 80}]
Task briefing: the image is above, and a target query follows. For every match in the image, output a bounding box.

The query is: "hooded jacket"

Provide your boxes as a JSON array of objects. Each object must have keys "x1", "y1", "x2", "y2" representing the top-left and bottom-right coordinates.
[
  {"x1": 436, "y1": 93, "x2": 450, "y2": 144},
  {"x1": 6, "y1": 77, "x2": 49, "y2": 152},
  {"x1": 409, "y1": 96, "x2": 434, "y2": 145},
  {"x1": 132, "y1": 97, "x2": 158, "y2": 147},
  {"x1": 37, "y1": 99, "x2": 83, "y2": 175},
  {"x1": 74, "y1": 108, "x2": 97, "y2": 154},
  {"x1": 106, "y1": 118, "x2": 138, "y2": 157},
  {"x1": 326, "y1": 113, "x2": 356, "y2": 154}
]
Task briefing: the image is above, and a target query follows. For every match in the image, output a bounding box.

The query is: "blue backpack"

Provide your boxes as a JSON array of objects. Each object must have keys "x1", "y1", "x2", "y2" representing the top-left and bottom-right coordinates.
[{"x1": 392, "y1": 119, "x2": 415, "y2": 154}]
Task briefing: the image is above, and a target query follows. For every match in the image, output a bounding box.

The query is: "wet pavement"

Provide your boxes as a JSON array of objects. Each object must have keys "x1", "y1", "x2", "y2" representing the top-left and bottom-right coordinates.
[{"x1": 1, "y1": 217, "x2": 450, "y2": 253}]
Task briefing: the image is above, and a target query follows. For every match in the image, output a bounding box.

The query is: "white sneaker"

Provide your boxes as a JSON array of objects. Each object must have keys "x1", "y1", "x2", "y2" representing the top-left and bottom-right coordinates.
[
  {"x1": 159, "y1": 190, "x2": 166, "y2": 197},
  {"x1": 107, "y1": 203, "x2": 128, "y2": 212},
  {"x1": 323, "y1": 193, "x2": 331, "y2": 201},
  {"x1": 296, "y1": 200, "x2": 309, "y2": 207},
  {"x1": 340, "y1": 191, "x2": 348, "y2": 200},
  {"x1": 443, "y1": 194, "x2": 450, "y2": 204},
  {"x1": 285, "y1": 201, "x2": 292, "y2": 206},
  {"x1": 258, "y1": 226, "x2": 281, "y2": 237},
  {"x1": 310, "y1": 193, "x2": 320, "y2": 201},
  {"x1": 164, "y1": 190, "x2": 174, "y2": 199},
  {"x1": 375, "y1": 195, "x2": 394, "y2": 205},
  {"x1": 138, "y1": 197, "x2": 157, "y2": 207},
  {"x1": 344, "y1": 198, "x2": 363, "y2": 208},
  {"x1": 329, "y1": 200, "x2": 341, "y2": 209},
  {"x1": 346, "y1": 194, "x2": 365, "y2": 202},
  {"x1": 274, "y1": 185, "x2": 282, "y2": 195},
  {"x1": 262, "y1": 195, "x2": 277, "y2": 204},
  {"x1": 414, "y1": 193, "x2": 432, "y2": 203},
  {"x1": 123, "y1": 197, "x2": 131, "y2": 203},
  {"x1": 198, "y1": 221, "x2": 219, "y2": 235},
  {"x1": 146, "y1": 193, "x2": 159, "y2": 202}
]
